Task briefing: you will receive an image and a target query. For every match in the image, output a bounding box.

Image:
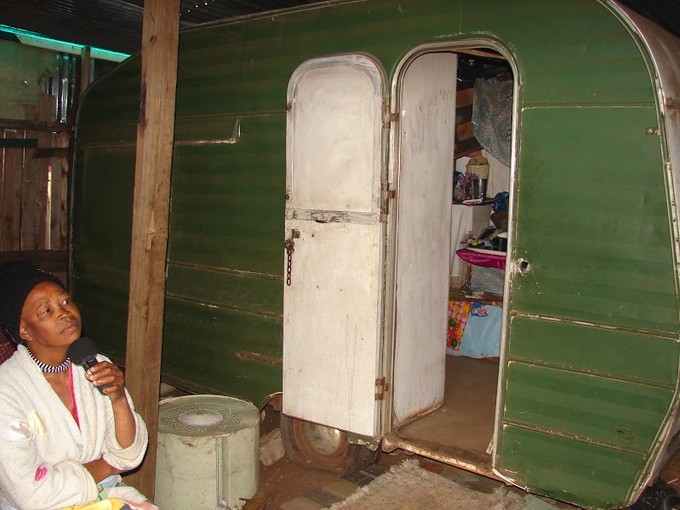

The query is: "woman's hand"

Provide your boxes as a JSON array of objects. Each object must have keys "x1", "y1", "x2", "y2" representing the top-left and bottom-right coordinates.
[
  {"x1": 84, "y1": 457, "x2": 123, "y2": 484},
  {"x1": 86, "y1": 361, "x2": 136, "y2": 448},
  {"x1": 85, "y1": 361, "x2": 127, "y2": 403}
]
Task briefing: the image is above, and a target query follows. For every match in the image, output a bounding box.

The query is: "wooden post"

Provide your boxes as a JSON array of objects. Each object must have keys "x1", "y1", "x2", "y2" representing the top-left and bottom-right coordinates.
[
  {"x1": 22, "y1": 99, "x2": 52, "y2": 250},
  {"x1": 80, "y1": 46, "x2": 92, "y2": 96},
  {"x1": 1, "y1": 130, "x2": 22, "y2": 251},
  {"x1": 48, "y1": 132, "x2": 70, "y2": 250},
  {"x1": 123, "y1": 0, "x2": 179, "y2": 500}
]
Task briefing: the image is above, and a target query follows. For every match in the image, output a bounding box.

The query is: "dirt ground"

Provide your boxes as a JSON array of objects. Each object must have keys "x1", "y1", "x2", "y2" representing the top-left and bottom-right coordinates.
[{"x1": 250, "y1": 407, "x2": 680, "y2": 510}]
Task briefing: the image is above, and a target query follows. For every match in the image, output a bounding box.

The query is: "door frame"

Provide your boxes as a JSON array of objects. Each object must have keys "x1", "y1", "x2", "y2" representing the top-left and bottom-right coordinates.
[{"x1": 382, "y1": 40, "x2": 520, "y2": 471}]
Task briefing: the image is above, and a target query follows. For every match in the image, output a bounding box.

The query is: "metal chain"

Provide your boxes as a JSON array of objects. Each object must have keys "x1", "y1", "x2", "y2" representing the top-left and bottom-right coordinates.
[{"x1": 285, "y1": 238, "x2": 294, "y2": 286}]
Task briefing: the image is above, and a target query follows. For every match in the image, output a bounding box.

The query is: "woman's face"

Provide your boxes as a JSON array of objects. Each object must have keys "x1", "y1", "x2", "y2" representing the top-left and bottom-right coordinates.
[{"x1": 19, "y1": 281, "x2": 82, "y2": 350}]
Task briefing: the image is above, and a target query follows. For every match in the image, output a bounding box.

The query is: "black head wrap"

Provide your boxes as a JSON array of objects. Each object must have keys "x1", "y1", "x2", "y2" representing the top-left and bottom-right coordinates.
[{"x1": 0, "y1": 261, "x2": 65, "y2": 344}]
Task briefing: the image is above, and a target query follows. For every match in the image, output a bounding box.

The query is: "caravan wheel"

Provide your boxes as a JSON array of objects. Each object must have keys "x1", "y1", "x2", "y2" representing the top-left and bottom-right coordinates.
[{"x1": 280, "y1": 414, "x2": 375, "y2": 473}]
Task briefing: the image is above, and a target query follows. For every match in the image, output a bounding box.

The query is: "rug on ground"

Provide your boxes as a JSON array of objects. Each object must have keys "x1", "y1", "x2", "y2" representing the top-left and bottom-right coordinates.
[{"x1": 327, "y1": 459, "x2": 526, "y2": 510}]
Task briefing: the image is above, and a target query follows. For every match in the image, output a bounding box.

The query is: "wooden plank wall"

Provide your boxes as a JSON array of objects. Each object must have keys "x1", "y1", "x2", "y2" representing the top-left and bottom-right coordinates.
[
  {"x1": 0, "y1": 40, "x2": 74, "y2": 276},
  {"x1": 0, "y1": 93, "x2": 71, "y2": 276},
  {"x1": 454, "y1": 85, "x2": 482, "y2": 159}
]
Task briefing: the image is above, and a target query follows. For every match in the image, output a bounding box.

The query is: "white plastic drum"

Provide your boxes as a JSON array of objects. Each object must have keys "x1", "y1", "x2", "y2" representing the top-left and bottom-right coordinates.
[{"x1": 155, "y1": 395, "x2": 260, "y2": 510}]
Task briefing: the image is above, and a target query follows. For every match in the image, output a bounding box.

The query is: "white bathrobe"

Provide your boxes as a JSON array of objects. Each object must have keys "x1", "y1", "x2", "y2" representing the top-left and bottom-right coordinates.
[{"x1": 0, "y1": 346, "x2": 148, "y2": 510}]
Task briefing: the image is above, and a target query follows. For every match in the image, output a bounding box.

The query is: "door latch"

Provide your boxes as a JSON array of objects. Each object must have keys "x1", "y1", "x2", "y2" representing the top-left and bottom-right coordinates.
[{"x1": 284, "y1": 229, "x2": 300, "y2": 286}]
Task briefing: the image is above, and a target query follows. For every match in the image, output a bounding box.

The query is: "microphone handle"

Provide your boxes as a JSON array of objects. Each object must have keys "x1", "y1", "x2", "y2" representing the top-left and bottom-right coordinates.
[{"x1": 81, "y1": 357, "x2": 112, "y2": 395}]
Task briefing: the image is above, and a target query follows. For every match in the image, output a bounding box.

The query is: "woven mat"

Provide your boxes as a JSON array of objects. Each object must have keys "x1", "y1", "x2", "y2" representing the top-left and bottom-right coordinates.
[{"x1": 328, "y1": 460, "x2": 526, "y2": 510}]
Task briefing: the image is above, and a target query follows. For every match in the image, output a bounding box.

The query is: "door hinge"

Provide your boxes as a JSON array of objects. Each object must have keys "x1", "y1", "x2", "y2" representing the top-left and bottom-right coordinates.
[
  {"x1": 375, "y1": 377, "x2": 389, "y2": 401},
  {"x1": 383, "y1": 111, "x2": 399, "y2": 128},
  {"x1": 380, "y1": 185, "x2": 396, "y2": 222}
]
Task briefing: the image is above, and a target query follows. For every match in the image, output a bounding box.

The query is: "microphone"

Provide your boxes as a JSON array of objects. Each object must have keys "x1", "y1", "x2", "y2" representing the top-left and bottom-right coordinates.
[{"x1": 67, "y1": 337, "x2": 111, "y2": 394}]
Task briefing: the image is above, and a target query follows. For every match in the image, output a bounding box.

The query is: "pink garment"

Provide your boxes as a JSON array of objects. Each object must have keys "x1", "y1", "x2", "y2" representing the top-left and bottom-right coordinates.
[
  {"x1": 456, "y1": 248, "x2": 506, "y2": 270},
  {"x1": 0, "y1": 337, "x2": 16, "y2": 365}
]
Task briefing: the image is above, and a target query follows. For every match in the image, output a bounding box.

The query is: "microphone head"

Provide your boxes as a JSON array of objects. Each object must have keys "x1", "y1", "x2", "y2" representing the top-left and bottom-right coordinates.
[{"x1": 67, "y1": 337, "x2": 98, "y2": 365}]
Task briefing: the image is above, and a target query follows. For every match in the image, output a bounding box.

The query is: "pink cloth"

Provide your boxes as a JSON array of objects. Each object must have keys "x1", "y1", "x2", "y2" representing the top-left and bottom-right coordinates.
[
  {"x1": 456, "y1": 248, "x2": 506, "y2": 270},
  {"x1": 0, "y1": 332, "x2": 16, "y2": 365}
]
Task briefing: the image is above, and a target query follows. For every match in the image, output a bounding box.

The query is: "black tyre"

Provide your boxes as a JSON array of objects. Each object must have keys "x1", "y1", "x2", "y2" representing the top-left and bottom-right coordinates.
[{"x1": 280, "y1": 414, "x2": 377, "y2": 473}]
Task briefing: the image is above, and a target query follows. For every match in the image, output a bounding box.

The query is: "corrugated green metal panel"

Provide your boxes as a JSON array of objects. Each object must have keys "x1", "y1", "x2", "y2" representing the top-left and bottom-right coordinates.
[
  {"x1": 77, "y1": 59, "x2": 142, "y2": 136},
  {"x1": 499, "y1": 424, "x2": 643, "y2": 508},
  {"x1": 460, "y1": 0, "x2": 655, "y2": 105},
  {"x1": 76, "y1": 0, "x2": 656, "y2": 140},
  {"x1": 509, "y1": 316, "x2": 680, "y2": 387},
  {"x1": 69, "y1": 277, "x2": 129, "y2": 363},
  {"x1": 76, "y1": 62, "x2": 140, "y2": 146},
  {"x1": 162, "y1": 299, "x2": 282, "y2": 404},
  {"x1": 169, "y1": 0, "x2": 653, "y2": 118},
  {"x1": 78, "y1": 119, "x2": 137, "y2": 147},
  {"x1": 71, "y1": 147, "x2": 134, "y2": 284},
  {"x1": 166, "y1": 264, "x2": 282, "y2": 317},
  {"x1": 511, "y1": 107, "x2": 677, "y2": 331},
  {"x1": 76, "y1": 0, "x2": 655, "y2": 133},
  {"x1": 503, "y1": 361, "x2": 672, "y2": 452},
  {"x1": 174, "y1": 114, "x2": 241, "y2": 142},
  {"x1": 168, "y1": 115, "x2": 286, "y2": 275},
  {"x1": 70, "y1": 275, "x2": 282, "y2": 405},
  {"x1": 174, "y1": 3, "x2": 398, "y2": 116}
]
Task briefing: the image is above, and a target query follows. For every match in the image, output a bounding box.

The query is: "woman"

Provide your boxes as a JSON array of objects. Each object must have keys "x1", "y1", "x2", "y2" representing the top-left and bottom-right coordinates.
[{"x1": 0, "y1": 261, "x2": 156, "y2": 510}]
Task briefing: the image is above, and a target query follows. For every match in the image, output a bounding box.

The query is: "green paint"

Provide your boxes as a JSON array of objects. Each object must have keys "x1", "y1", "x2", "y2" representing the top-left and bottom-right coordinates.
[
  {"x1": 512, "y1": 107, "x2": 676, "y2": 332},
  {"x1": 162, "y1": 299, "x2": 282, "y2": 405},
  {"x1": 509, "y1": 316, "x2": 680, "y2": 387},
  {"x1": 504, "y1": 361, "x2": 672, "y2": 452},
  {"x1": 166, "y1": 264, "x2": 282, "y2": 317},
  {"x1": 499, "y1": 424, "x2": 642, "y2": 508}
]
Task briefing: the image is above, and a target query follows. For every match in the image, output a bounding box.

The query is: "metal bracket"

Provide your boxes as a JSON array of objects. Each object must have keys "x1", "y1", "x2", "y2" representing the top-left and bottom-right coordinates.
[
  {"x1": 380, "y1": 185, "x2": 396, "y2": 222},
  {"x1": 375, "y1": 376, "x2": 388, "y2": 401}
]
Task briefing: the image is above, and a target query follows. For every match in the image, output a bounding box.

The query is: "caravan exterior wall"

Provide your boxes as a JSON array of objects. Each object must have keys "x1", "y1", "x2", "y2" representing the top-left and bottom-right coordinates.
[{"x1": 72, "y1": 0, "x2": 680, "y2": 508}]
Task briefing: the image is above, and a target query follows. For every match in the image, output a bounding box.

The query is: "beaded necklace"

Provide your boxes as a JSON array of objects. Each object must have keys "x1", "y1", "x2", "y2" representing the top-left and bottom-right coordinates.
[{"x1": 27, "y1": 349, "x2": 71, "y2": 373}]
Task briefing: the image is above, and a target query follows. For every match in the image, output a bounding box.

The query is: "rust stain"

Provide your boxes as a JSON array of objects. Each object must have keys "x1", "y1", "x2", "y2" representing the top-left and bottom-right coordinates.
[
  {"x1": 179, "y1": 437, "x2": 198, "y2": 448},
  {"x1": 384, "y1": 433, "x2": 498, "y2": 480},
  {"x1": 235, "y1": 351, "x2": 282, "y2": 366}
]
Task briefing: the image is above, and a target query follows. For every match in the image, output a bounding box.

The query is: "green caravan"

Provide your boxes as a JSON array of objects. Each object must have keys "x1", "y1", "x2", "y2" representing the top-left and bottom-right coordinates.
[{"x1": 71, "y1": 1, "x2": 680, "y2": 508}]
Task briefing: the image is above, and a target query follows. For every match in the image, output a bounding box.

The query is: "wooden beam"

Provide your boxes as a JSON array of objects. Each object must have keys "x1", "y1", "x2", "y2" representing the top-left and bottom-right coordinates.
[
  {"x1": 123, "y1": 0, "x2": 179, "y2": 501},
  {"x1": 457, "y1": 47, "x2": 506, "y2": 60},
  {"x1": 0, "y1": 250, "x2": 67, "y2": 271},
  {"x1": 0, "y1": 250, "x2": 68, "y2": 287},
  {"x1": 49, "y1": 132, "x2": 71, "y2": 249},
  {"x1": 32, "y1": 147, "x2": 70, "y2": 159},
  {"x1": 0, "y1": 138, "x2": 37, "y2": 149},
  {"x1": 0, "y1": 131, "x2": 22, "y2": 250},
  {"x1": 21, "y1": 98, "x2": 52, "y2": 250},
  {"x1": 0, "y1": 119, "x2": 72, "y2": 133},
  {"x1": 80, "y1": 46, "x2": 92, "y2": 96}
]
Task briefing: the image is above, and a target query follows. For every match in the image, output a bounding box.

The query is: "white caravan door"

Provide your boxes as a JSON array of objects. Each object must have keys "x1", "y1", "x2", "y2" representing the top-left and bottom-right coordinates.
[
  {"x1": 282, "y1": 54, "x2": 387, "y2": 437},
  {"x1": 392, "y1": 52, "x2": 458, "y2": 425}
]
